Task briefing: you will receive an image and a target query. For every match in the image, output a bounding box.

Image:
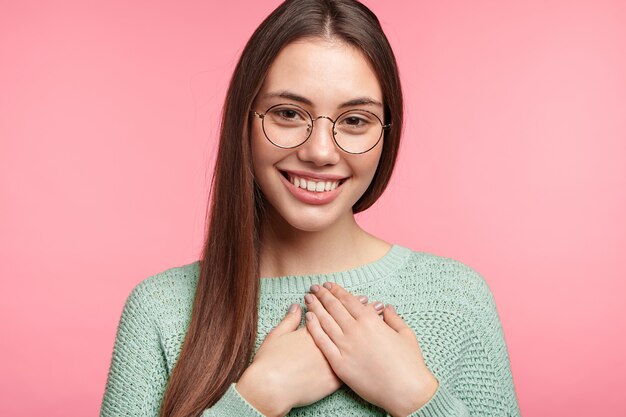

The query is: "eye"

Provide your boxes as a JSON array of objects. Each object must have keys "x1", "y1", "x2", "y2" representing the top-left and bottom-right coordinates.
[
  {"x1": 343, "y1": 116, "x2": 367, "y2": 126},
  {"x1": 278, "y1": 109, "x2": 300, "y2": 119},
  {"x1": 268, "y1": 106, "x2": 307, "y2": 123},
  {"x1": 337, "y1": 112, "x2": 375, "y2": 129}
]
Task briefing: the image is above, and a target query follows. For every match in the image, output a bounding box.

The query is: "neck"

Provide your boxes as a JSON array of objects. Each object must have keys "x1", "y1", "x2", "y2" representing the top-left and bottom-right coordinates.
[{"x1": 258, "y1": 208, "x2": 390, "y2": 278}]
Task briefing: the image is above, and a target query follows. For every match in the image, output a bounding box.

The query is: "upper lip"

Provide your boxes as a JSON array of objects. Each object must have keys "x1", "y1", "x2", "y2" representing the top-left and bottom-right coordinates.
[{"x1": 280, "y1": 169, "x2": 349, "y2": 181}]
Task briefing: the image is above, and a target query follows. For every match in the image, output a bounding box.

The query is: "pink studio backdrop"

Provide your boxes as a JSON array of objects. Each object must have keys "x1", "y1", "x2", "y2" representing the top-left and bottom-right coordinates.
[{"x1": 1, "y1": 0, "x2": 625, "y2": 416}]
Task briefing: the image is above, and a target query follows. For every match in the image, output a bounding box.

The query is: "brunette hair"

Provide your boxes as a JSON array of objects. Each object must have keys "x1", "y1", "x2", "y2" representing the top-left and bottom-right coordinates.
[{"x1": 159, "y1": 0, "x2": 403, "y2": 415}]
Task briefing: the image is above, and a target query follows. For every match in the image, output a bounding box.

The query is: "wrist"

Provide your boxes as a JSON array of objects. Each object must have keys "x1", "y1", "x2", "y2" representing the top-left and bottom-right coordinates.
[
  {"x1": 236, "y1": 365, "x2": 292, "y2": 417},
  {"x1": 387, "y1": 373, "x2": 439, "y2": 417}
]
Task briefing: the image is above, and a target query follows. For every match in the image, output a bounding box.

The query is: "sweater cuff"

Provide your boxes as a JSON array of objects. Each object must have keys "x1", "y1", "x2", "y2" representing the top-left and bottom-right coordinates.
[
  {"x1": 201, "y1": 382, "x2": 265, "y2": 417},
  {"x1": 386, "y1": 383, "x2": 470, "y2": 417},
  {"x1": 407, "y1": 383, "x2": 469, "y2": 417}
]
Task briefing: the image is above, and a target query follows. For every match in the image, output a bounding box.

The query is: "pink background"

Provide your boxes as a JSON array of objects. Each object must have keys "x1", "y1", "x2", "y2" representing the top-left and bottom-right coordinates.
[{"x1": 1, "y1": 0, "x2": 625, "y2": 416}]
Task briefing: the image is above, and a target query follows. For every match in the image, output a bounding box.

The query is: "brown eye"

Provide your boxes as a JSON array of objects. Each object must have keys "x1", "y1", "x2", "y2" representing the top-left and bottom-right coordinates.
[
  {"x1": 267, "y1": 106, "x2": 307, "y2": 124},
  {"x1": 279, "y1": 109, "x2": 300, "y2": 119},
  {"x1": 344, "y1": 116, "x2": 365, "y2": 126},
  {"x1": 337, "y1": 112, "x2": 374, "y2": 132}
]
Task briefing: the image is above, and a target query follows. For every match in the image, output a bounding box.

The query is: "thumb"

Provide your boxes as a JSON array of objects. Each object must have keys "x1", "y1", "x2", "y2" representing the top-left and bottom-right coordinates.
[
  {"x1": 383, "y1": 304, "x2": 410, "y2": 333},
  {"x1": 268, "y1": 303, "x2": 302, "y2": 338}
]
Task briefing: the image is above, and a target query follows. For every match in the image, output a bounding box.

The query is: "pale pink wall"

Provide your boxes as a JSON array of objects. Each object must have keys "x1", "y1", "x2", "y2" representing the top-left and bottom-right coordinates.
[{"x1": 1, "y1": 1, "x2": 624, "y2": 416}]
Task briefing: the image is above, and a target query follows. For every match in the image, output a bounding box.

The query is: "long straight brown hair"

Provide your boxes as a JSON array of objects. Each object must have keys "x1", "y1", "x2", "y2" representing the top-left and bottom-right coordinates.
[{"x1": 159, "y1": 1, "x2": 403, "y2": 415}]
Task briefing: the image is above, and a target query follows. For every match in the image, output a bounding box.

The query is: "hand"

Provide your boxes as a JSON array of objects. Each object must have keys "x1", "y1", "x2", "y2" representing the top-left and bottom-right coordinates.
[
  {"x1": 304, "y1": 282, "x2": 439, "y2": 417},
  {"x1": 236, "y1": 295, "x2": 384, "y2": 416}
]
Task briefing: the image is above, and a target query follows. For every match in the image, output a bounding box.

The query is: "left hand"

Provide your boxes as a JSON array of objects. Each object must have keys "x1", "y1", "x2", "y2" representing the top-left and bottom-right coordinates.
[{"x1": 304, "y1": 282, "x2": 439, "y2": 417}]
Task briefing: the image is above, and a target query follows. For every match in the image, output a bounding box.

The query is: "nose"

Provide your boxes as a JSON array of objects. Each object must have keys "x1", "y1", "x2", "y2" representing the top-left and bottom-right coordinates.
[{"x1": 296, "y1": 116, "x2": 341, "y2": 166}]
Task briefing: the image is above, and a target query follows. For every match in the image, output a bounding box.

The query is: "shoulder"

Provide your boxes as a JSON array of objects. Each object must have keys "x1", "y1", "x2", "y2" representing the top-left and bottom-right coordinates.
[
  {"x1": 124, "y1": 260, "x2": 201, "y2": 316},
  {"x1": 394, "y1": 245, "x2": 496, "y2": 309},
  {"x1": 393, "y1": 246, "x2": 506, "y2": 346}
]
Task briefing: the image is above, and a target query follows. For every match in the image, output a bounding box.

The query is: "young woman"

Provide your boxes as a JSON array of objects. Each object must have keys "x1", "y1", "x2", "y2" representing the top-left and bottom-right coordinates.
[{"x1": 101, "y1": 1, "x2": 521, "y2": 416}]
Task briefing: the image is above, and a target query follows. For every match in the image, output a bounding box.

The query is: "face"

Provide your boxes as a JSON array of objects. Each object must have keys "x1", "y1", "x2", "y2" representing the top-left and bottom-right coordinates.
[{"x1": 251, "y1": 38, "x2": 384, "y2": 233}]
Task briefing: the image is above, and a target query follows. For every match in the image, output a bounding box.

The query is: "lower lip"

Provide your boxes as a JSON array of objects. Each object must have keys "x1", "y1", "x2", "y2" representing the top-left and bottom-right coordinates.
[{"x1": 279, "y1": 172, "x2": 346, "y2": 205}]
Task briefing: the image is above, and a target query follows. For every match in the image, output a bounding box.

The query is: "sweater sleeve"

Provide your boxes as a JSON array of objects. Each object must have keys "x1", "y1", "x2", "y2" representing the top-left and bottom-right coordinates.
[
  {"x1": 100, "y1": 283, "x2": 169, "y2": 416},
  {"x1": 399, "y1": 383, "x2": 470, "y2": 417},
  {"x1": 387, "y1": 268, "x2": 521, "y2": 417},
  {"x1": 100, "y1": 283, "x2": 265, "y2": 417},
  {"x1": 200, "y1": 383, "x2": 266, "y2": 416},
  {"x1": 382, "y1": 374, "x2": 471, "y2": 417}
]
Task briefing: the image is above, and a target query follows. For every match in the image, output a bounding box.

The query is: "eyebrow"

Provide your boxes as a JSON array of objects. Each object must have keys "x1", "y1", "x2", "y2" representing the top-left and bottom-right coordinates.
[{"x1": 262, "y1": 90, "x2": 383, "y2": 109}]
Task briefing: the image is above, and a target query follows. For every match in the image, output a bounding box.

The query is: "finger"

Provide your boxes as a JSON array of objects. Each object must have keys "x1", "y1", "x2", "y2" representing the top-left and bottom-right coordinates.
[
  {"x1": 383, "y1": 304, "x2": 412, "y2": 333},
  {"x1": 308, "y1": 284, "x2": 355, "y2": 331},
  {"x1": 304, "y1": 293, "x2": 344, "y2": 342},
  {"x1": 317, "y1": 285, "x2": 383, "y2": 316},
  {"x1": 312, "y1": 283, "x2": 366, "y2": 329},
  {"x1": 267, "y1": 303, "x2": 302, "y2": 338},
  {"x1": 357, "y1": 295, "x2": 384, "y2": 315},
  {"x1": 368, "y1": 300, "x2": 386, "y2": 316},
  {"x1": 305, "y1": 311, "x2": 342, "y2": 365}
]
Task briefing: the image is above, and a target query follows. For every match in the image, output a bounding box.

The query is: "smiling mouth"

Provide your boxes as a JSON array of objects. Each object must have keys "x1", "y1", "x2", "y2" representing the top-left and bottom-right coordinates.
[{"x1": 280, "y1": 170, "x2": 347, "y2": 193}]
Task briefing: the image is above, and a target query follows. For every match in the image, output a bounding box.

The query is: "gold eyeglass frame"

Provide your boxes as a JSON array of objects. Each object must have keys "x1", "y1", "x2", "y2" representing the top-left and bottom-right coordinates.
[{"x1": 251, "y1": 102, "x2": 391, "y2": 155}]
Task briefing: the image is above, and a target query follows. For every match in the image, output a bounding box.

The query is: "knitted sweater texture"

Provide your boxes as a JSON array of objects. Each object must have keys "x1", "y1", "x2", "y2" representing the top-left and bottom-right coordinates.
[{"x1": 101, "y1": 244, "x2": 521, "y2": 416}]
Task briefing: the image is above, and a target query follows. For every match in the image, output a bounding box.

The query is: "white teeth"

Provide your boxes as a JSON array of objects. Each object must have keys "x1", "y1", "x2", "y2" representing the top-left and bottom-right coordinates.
[{"x1": 287, "y1": 173, "x2": 342, "y2": 193}]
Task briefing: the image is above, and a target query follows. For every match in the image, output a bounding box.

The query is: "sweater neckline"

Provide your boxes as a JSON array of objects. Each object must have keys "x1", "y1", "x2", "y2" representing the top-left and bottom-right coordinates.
[{"x1": 258, "y1": 244, "x2": 412, "y2": 295}]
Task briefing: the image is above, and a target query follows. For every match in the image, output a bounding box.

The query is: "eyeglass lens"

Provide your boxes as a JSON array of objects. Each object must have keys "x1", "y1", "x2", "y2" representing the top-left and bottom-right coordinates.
[{"x1": 261, "y1": 104, "x2": 383, "y2": 154}]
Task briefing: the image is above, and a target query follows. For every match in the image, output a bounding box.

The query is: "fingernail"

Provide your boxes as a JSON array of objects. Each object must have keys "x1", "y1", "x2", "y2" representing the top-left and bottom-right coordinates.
[
  {"x1": 373, "y1": 301, "x2": 384, "y2": 311},
  {"x1": 387, "y1": 304, "x2": 396, "y2": 313},
  {"x1": 310, "y1": 284, "x2": 320, "y2": 293},
  {"x1": 288, "y1": 303, "x2": 298, "y2": 314},
  {"x1": 323, "y1": 282, "x2": 332, "y2": 290},
  {"x1": 304, "y1": 294, "x2": 314, "y2": 304},
  {"x1": 305, "y1": 312, "x2": 314, "y2": 321},
  {"x1": 358, "y1": 295, "x2": 368, "y2": 303}
]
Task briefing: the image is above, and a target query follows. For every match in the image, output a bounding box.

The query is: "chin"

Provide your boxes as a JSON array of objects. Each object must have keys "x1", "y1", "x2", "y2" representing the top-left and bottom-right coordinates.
[
  {"x1": 269, "y1": 205, "x2": 349, "y2": 234},
  {"x1": 286, "y1": 218, "x2": 335, "y2": 233}
]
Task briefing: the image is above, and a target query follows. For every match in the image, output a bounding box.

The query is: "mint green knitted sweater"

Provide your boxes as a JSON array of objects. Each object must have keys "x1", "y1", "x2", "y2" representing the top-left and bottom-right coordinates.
[{"x1": 101, "y1": 244, "x2": 521, "y2": 416}]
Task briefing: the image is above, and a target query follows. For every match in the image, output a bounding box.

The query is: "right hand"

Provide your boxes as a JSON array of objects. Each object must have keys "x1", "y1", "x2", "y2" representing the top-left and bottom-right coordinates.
[{"x1": 236, "y1": 295, "x2": 383, "y2": 417}]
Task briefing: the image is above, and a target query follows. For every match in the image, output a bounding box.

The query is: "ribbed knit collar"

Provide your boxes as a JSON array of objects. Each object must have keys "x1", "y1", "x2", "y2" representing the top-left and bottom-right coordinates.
[{"x1": 259, "y1": 244, "x2": 412, "y2": 295}]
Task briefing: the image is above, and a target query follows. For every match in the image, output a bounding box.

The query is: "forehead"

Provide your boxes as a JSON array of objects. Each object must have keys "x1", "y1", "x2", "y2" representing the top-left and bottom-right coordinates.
[{"x1": 258, "y1": 38, "x2": 383, "y2": 108}]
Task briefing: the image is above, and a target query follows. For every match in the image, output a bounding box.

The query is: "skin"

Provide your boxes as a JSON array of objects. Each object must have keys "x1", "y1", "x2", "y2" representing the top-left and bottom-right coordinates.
[
  {"x1": 250, "y1": 37, "x2": 390, "y2": 277},
  {"x1": 236, "y1": 38, "x2": 438, "y2": 417},
  {"x1": 305, "y1": 283, "x2": 438, "y2": 417}
]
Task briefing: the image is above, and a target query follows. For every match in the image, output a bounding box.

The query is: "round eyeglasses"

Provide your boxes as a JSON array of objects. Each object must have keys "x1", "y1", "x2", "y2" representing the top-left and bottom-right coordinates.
[{"x1": 251, "y1": 103, "x2": 391, "y2": 154}]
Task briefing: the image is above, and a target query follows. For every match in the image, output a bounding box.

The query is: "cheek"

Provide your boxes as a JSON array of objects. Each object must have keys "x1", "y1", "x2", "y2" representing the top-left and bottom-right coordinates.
[{"x1": 356, "y1": 148, "x2": 383, "y2": 182}]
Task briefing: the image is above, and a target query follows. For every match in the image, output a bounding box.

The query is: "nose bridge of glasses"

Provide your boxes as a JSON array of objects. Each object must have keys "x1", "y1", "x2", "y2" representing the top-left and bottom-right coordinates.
[
  {"x1": 312, "y1": 114, "x2": 335, "y2": 123},
  {"x1": 310, "y1": 114, "x2": 337, "y2": 135}
]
